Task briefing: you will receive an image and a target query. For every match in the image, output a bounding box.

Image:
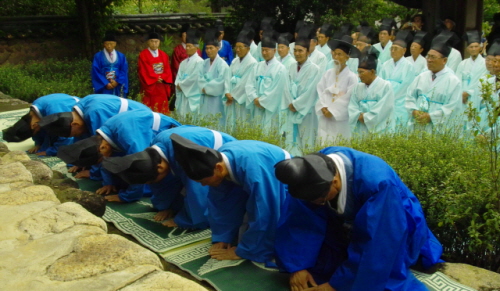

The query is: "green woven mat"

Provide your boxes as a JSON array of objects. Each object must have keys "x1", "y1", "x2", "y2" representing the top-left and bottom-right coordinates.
[{"x1": 0, "y1": 109, "x2": 478, "y2": 291}]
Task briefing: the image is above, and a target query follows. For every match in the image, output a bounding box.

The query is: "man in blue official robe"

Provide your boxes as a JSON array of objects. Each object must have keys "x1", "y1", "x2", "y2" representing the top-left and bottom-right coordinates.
[
  {"x1": 199, "y1": 28, "x2": 231, "y2": 125},
  {"x1": 102, "y1": 126, "x2": 236, "y2": 229},
  {"x1": 91, "y1": 34, "x2": 129, "y2": 98},
  {"x1": 201, "y1": 20, "x2": 233, "y2": 66},
  {"x1": 274, "y1": 149, "x2": 443, "y2": 291},
  {"x1": 2, "y1": 93, "x2": 80, "y2": 156},
  {"x1": 58, "y1": 110, "x2": 180, "y2": 202},
  {"x1": 38, "y1": 94, "x2": 150, "y2": 179},
  {"x1": 170, "y1": 135, "x2": 291, "y2": 263}
]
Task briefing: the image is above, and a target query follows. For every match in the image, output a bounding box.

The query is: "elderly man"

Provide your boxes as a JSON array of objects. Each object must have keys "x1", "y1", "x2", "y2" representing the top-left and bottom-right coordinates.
[
  {"x1": 138, "y1": 32, "x2": 173, "y2": 114},
  {"x1": 316, "y1": 24, "x2": 334, "y2": 61},
  {"x1": 175, "y1": 29, "x2": 204, "y2": 116},
  {"x1": 274, "y1": 148, "x2": 443, "y2": 291},
  {"x1": 277, "y1": 32, "x2": 295, "y2": 70},
  {"x1": 308, "y1": 27, "x2": 328, "y2": 74},
  {"x1": 202, "y1": 19, "x2": 233, "y2": 66},
  {"x1": 379, "y1": 30, "x2": 415, "y2": 127},
  {"x1": 91, "y1": 34, "x2": 129, "y2": 98},
  {"x1": 405, "y1": 34, "x2": 462, "y2": 132},
  {"x1": 349, "y1": 47, "x2": 395, "y2": 135},
  {"x1": 406, "y1": 31, "x2": 431, "y2": 76},
  {"x1": 199, "y1": 28, "x2": 231, "y2": 124},
  {"x1": 171, "y1": 24, "x2": 201, "y2": 84},
  {"x1": 223, "y1": 29, "x2": 258, "y2": 128}
]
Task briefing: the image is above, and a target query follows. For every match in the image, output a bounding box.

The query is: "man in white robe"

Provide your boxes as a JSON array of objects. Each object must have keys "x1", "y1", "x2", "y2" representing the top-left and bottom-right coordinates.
[
  {"x1": 379, "y1": 30, "x2": 416, "y2": 127},
  {"x1": 304, "y1": 25, "x2": 328, "y2": 74},
  {"x1": 289, "y1": 20, "x2": 305, "y2": 60},
  {"x1": 435, "y1": 25, "x2": 463, "y2": 73},
  {"x1": 277, "y1": 33, "x2": 295, "y2": 70},
  {"x1": 406, "y1": 31, "x2": 430, "y2": 76},
  {"x1": 223, "y1": 29, "x2": 258, "y2": 129},
  {"x1": 175, "y1": 29, "x2": 204, "y2": 116},
  {"x1": 247, "y1": 30, "x2": 290, "y2": 134},
  {"x1": 315, "y1": 35, "x2": 359, "y2": 144},
  {"x1": 284, "y1": 33, "x2": 321, "y2": 154},
  {"x1": 456, "y1": 30, "x2": 488, "y2": 113},
  {"x1": 373, "y1": 18, "x2": 396, "y2": 66},
  {"x1": 349, "y1": 47, "x2": 395, "y2": 136},
  {"x1": 316, "y1": 24, "x2": 334, "y2": 61},
  {"x1": 252, "y1": 17, "x2": 275, "y2": 62},
  {"x1": 199, "y1": 29, "x2": 231, "y2": 125},
  {"x1": 405, "y1": 35, "x2": 462, "y2": 132}
]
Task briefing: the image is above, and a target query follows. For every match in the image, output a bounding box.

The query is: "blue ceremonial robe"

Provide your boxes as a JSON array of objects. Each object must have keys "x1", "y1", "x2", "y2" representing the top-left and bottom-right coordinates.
[
  {"x1": 246, "y1": 57, "x2": 290, "y2": 133},
  {"x1": 406, "y1": 55, "x2": 427, "y2": 76},
  {"x1": 202, "y1": 40, "x2": 234, "y2": 66},
  {"x1": 405, "y1": 67, "x2": 462, "y2": 131},
  {"x1": 199, "y1": 55, "x2": 231, "y2": 124},
  {"x1": 456, "y1": 55, "x2": 488, "y2": 113},
  {"x1": 207, "y1": 140, "x2": 291, "y2": 263},
  {"x1": 31, "y1": 94, "x2": 81, "y2": 156},
  {"x1": 96, "y1": 110, "x2": 181, "y2": 202},
  {"x1": 223, "y1": 53, "x2": 258, "y2": 128},
  {"x1": 175, "y1": 53, "x2": 204, "y2": 116},
  {"x1": 275, "y1": 147, "x2": 443, "y2": 291},
  {"x1": 348, "y1": 77, "x2": 395, "y2": 135},
  {"x1": 150, "y1": 126, "x2": 236, "y2": 229},
  {"x1": 285, "y1": 59, "x2": 321, "y2": 154},
  {"x1": 379, "y1": 57, "x2": 415, "y2": 126},
  {"x1": 373, "y1": 41, "x2": 393, "y2": 65},
  {"x1": 91, "y1": 49, "x2": 129, "y2": 97}
]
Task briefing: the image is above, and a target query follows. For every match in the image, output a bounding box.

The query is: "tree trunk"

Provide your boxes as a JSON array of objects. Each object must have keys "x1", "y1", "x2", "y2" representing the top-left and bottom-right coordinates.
[{"x1": 75, "y1": 0, "x2": 93, "y2": 59}]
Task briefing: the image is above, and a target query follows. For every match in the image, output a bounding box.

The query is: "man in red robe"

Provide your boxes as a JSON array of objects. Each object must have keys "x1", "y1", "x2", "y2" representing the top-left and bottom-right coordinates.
[{"x1": 138, "y1": 32, "x2": 173, "y2": 114}]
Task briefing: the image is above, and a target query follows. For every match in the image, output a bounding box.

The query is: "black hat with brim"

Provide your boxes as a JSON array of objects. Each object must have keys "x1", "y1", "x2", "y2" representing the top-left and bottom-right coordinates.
[
  {"x1": 328, "y1": 35, "x2": 360, "y2": 57},
  {"x1": 170, "y1": 133, "x2": 222, "y2": 181},
  {"x1": 38, "y1": 112, "x2": 73, "y2": 137},
  {"x1": 2, "y1": 113, "x2": 32, "y2": 142},
  {"x1": 102, "y1": 148, "x2": 161, "y2": 185},
  {"x1": 57, "y1": 135, "x2": 101, "y2": 167},
  {"x1": 146, "y1": 32, "x2": 164, "y2": 41},
  {"x1": 274, "y1": 153, "x2": 335, "y2": 201}
]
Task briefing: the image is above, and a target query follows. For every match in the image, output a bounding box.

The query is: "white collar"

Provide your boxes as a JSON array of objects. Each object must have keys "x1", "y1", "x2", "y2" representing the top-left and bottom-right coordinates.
[
  {"x1": 182, "y1": 43, "x2": 186, "y2": 49},
  {"x1": 104, "y1": 49, "x2": 116, "y2": 63},
  {"x1": 221, "y1": 153, "x2": 238, "y2": 184},
  {"x1": 327, "y1": 154, "x2": 347, "y2": 215},
  {"x1": 148, "y1": 48, "x2": 159, "y2": 57}
]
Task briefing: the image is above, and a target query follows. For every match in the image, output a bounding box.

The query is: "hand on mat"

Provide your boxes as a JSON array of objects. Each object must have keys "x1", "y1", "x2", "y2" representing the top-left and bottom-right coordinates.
[
  {"x1": 68, "y1": 166, "x2": 82, "y2": 173},
  {"x1": 209, "y1": 245, "x2": 241, "y2": 260},
  {"x1": 162, "y1": 219, "x2": 178, "y2": 227},
  {"x1": 104, "y1": 194, "x2": 122, "y2": 202},
  {"x1": 27, "y1": 145, "x2": 40, "y2": 154},
  {"x1": 154, "y1": 209, "x2": 174, "y2": 221},
  {"x1": 74, "y1": 170, "x2": 90, "y2": 179},
  {"x1": 35, "y1": 151, "x2": 47, "y2": 156},
  {"x1": 303, "y1": 283, "x2": 336, "y2": 291},
  {"x1": 290, "y1": 270, "x2": 318, "y2": 291},
  {"x1": 209, "y1": 242, "x2": 229, "y2": 252},
  {"x1": 96, "y1": 185, "x2": 117, "y2": 195}
]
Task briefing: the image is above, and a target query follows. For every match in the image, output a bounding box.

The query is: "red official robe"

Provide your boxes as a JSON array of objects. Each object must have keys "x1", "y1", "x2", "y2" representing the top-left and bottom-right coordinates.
[
  {"x1": 170, "y1": 44, "x2": 201, "y2": 82},
  {"x1": 138, "y1": 48, "x2": 172, "y2": 114}
]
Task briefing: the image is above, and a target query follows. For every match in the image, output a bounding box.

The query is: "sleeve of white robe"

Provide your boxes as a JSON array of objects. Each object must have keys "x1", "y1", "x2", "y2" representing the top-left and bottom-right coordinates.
[
  {"x1": 258, "y1": 65, "x2": 289, "y2": 113},
  {"x1": 291, "y1": 64, "x2": 321, "y2": 117},
  {"x1": 363, "y1": 82, "x2": 395, "y2": 132}
]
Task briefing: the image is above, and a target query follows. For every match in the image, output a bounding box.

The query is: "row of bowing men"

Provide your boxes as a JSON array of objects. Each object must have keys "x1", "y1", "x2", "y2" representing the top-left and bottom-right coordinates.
[
  {"x1": 3, "y1": 92, "x2": 443, "y2": 290},
  {"x1": 177, "y1": 17, "x2": 500, "y2": 155}
]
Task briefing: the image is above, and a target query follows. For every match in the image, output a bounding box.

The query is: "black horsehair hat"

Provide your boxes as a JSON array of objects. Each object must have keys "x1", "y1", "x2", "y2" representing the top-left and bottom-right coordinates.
[
  {"x1": 275, "y1": 153, "x2": 337, "y2": 201},
  {"x1": 328, "y1": 35, "x2": 361, "y2": 57},
  {"x1": 146, "y1": 32, "x2": 163, "y2": 41},
  {"x1": 103, "y1": 148, "x2": 161, "y2": 185},
  {"x1": 393, "y1": 30, "x2": 414, "y2": 48},
  {"x1": 261, "y1": 30, "x2": 279, "y2": 48},
  {"x1": 38, "y1": 112, "x2": 74, "y2": 138},
  {"x1": 277, "y1": 33, "x2": 293, "y2": 46},
  {"x1": 2, "y1": 113, "x2": 32, "y2": 142},
  {"x1": 487, "y1": 39, "x2": 500, "y2": 56},
  {"x1": 57, "y1": 136, "x2": 101, "y2": 167},
  {"x1": 236, "y1": 29, "x2": 255, "y2": 46},
  {"x1": 358, "y1": 46, "x2": 380, "y2": 70},
  {"x1": 318, "y1": 24, "x2": 334, "y2": 38},
  {"x1": 204, "y1": 28, "x2": 220, "y2": 47},
  {"x1": 463, "y1": 30, "x2": 481, "y2": 46},
  {"x1": 379, "y1": 18, "x2": 397, "y2": 34},
  {"x1": 185, "y1": 28, "x2": 200, "y2": 45},
  {"x1": 295, "y1": 24, "x2": 315, "y2": 48},
  {"x1": 170, "y1": 133, "x2": 222, "y2": 181}
]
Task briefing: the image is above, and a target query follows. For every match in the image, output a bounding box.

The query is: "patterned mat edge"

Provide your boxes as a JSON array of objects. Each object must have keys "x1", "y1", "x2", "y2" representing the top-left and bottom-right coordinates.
[{"x1": 412, "y1": 270, "x2": 477, "y2": 291}]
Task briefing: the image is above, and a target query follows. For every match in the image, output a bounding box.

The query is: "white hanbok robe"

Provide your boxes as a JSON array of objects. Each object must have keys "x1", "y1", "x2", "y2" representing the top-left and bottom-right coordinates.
[
  {"x1": 316, "y1": 44, "x2": 332, "y2": 62},
  {"x1": 446, "y1": 48, "x2": 462, "y2": 73},
  {"x1": 289, "y1": 42, "x2": 296, "y2": 59},
  {"x1": 379, "y1": 57, "x2": 416, "y2": 126},
  {"x1": 279, "y1": 54, "x2": 296, "y2": 71},
  {"x1": 285, "y1": 59, "x2": 321, "y2": 154},
  {"x1": 309, "y1": 49, "x2": 328, "y2": 74},
  {"x1": 348, "y1": 77, "x2": 395, "y2": 136},
  {"x1": 373, "y1": 41, "x2": 393, "y2": 65},
  {"x1": 315, "y1": 66, "x2": 358, "y2": 143},
  {"x1": 223, "y1": 53, "x2": 258, "y2": 127},
  {"x1": 175, "y1": 53, "x2": 204, "y2": 115},
  {"x1": 250, "y1": 41, "x2": 258, "y2": 60},
  {"x1": 246, "y1": 57, "x2": 290, "y2": 133},
  {"x1": 406, "y1": 55, "x2": 428, "y2": 76},
  {"x1": 405, "y1": 67, "x2": 462, "y2": 132},
  {"x1": 199, "y1": 55, "x2": 231, "y2": 123},
  {"x1": 456, "y1": 55, "x2": 488, "y2": 112}
]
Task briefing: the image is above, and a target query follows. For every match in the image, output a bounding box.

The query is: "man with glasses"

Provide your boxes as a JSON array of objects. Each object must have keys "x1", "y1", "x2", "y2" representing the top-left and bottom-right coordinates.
[
  {"x1": 379, "y1": 30, "x2": 415, "y2": 127},
  {"x1": 273, "y1": 147, "x2": 443, "y2": 291},
  {"x1": 405, "y1": 34, "x2": 462, "y2": 131}
]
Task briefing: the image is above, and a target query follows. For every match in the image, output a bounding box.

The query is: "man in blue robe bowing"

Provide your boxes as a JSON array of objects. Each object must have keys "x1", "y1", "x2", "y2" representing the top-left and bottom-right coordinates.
[
  {"x1": 274, "y1": 148, "x2": 443, "y2": 291},
  {"x1": 170, "y1": 134, "x2": 291, "y2": 263},
  {"x1": 91, "y1": 34, "x2": 129, "y2": 98},
  {"x1": 102, "y1": 126, "x2": 236, "y2": 229}
]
